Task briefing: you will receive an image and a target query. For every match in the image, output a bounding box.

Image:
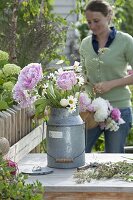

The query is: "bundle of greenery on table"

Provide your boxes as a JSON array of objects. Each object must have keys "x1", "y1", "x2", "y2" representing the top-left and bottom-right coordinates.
[{"x1": 74, "y1": 160, "x2": 133, "y2": 184}]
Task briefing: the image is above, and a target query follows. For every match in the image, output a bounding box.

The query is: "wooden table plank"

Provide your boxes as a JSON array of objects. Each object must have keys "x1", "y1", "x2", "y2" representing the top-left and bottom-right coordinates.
[{"x1": 45, "y1": 192, "x2": 133, "y2": 200}]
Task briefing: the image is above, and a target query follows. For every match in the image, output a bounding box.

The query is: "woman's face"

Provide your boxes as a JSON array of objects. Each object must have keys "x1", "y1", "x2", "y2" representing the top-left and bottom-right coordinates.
[{"x1": 85, "y1": 10, "x2": 110, "y2": 36}]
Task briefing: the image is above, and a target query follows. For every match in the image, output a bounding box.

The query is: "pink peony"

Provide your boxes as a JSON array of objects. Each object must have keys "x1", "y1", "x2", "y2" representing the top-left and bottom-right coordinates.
[
  {"x1": 18, "y1": 63, "x2": 43, "y2": 90},
  {"x1": 111, "y1": 108, "x2": 121, "y2": 121},
  {"x1": 79, "y1": 92, "x2": 91, "y2": 112},
  {"x1": 7, "y1": 159, "x2": 18, "y2": 175},
  {"x1": 13, "y1": 83, "x2": 35, "y2": 108},
  {"x1": 57, "y1": 71, "x2": 77, "y2": 90},
  {"x1": 87, "y1": 104, "x2": 94, "y2": 112},
  {"x1": 128, "y1": 70, "x2": 133, "y2": 75}
]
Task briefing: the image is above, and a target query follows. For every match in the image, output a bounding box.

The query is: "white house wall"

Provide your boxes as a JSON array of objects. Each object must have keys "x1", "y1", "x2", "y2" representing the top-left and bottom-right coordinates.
[{"x1": 52, "y1": 0, "x2": 79, "y2": 63}]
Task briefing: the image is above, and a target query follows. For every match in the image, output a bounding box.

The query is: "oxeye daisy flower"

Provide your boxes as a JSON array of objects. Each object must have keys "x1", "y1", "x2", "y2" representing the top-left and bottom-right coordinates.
[
  {"x1": 67, "y1": 95, "x2": 78, "y2": 108},
  {"x1": 73, "y1": 61, "x2": 82, "y2": 72}
]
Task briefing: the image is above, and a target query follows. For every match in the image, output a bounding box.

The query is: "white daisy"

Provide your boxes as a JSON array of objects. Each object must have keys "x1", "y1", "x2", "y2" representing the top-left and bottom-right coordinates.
[
  {"x1": 68, "y1": 106, "x2": 76, "y2": 113},
  {"x1": 73, "y1": 61, "x2": 82, "y2": 72},
  {"x1": 77, "y1": 75, "x2": 84, "y2": 86},
  {"x1": 55, "y1": 67, "x2": 64, "y2": 76},
  {"x1": 67, "y1": 95, "x2": 78, "y2": 108},
  {"x1": 47, "y1": 73, "x2": 56, "y2": 81}
]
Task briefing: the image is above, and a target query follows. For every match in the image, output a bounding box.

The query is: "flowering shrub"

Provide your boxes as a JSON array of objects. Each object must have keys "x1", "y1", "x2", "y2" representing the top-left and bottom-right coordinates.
[
  {"x1": 79, "y1": 92, "x2": 125, "y2": 132},
  {"x1": 6, "y1": 159, "x2": 18, "y2": 175},
  {"x1": 13, "y1": 61, "x2": 84, "y2": 117},
  {"x1": 0, "y1": 50, "x2": 9, "y2": 65},
  {"x1": 0, "y1": 154, "x2": 44, "y2": 199},
  {"x1": 0, "y1": 50, "x2": 21, "y2": 110}
]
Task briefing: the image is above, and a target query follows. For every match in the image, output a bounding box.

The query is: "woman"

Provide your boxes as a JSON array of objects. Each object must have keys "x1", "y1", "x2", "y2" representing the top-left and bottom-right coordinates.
[{"x1": 80, "y1": 0, "x2": 133, "y2": 153}]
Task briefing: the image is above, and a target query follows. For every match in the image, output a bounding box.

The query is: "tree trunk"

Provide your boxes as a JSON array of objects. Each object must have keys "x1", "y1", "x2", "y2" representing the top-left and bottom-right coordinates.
[{"x1": 8, "y1": 0, "x2": 18, "y2": 64}]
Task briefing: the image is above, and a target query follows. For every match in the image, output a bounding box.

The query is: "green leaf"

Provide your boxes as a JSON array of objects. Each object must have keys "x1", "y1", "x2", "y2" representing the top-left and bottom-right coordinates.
[
  {"x1": 34, "y1": 98, "x2": 46, "y2": 106},
  {"x1": 45, "y1": 90, "x2": 60, "y2": 107},
  {"x1": 0, "y1": 100, "x2": 8, "y2": 110},
  {"x1": 34, "y1": 98, "x2": 48, "y2": 117},
  {"x1": 48, "y1": 82, "x2": 56, "y2": 97},
  {"x1": 35, "y1": 107, "x2": 44, "y2": 118}
]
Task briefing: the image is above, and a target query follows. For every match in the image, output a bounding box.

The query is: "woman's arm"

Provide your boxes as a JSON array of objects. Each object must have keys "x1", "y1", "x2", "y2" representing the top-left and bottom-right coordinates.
[{"x1": 94, "y1": 74, "x2": 133, "y2": 94}]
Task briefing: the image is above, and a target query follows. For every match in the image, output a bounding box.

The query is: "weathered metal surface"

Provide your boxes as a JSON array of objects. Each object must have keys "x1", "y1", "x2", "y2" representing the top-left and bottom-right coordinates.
[{"x1": 46, "y1": 108, "x2": 85, "y2": 168}]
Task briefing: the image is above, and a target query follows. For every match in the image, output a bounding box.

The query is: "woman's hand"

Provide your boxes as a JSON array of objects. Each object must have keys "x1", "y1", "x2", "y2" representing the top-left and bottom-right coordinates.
[
  {"x1": 93, "y1": 81, "x2": 114, "y2": 94},
  {"x1": 93, "y1": 75, "x2": 133, "y2": 94}
]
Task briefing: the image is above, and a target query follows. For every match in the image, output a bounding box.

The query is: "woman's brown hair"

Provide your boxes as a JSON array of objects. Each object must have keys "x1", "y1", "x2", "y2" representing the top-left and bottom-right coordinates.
[{"x1": 85, "y1": 0, "x2": 112, "y2": 17}]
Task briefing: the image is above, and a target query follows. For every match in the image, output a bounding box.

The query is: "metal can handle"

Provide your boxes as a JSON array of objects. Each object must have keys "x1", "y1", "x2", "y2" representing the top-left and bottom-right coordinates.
[{"x1": 56, "y1": 158, "x2": 73, "y2": 163}]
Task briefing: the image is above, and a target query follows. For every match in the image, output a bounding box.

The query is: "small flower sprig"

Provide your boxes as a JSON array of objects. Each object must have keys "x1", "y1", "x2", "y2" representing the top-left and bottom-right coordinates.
[{"x1": 93, "y1": 47, "x2": 109, "y2": 64}]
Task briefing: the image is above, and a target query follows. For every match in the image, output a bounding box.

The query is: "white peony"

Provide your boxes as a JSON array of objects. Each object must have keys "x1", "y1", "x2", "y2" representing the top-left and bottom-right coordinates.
[
  {"x1": 91, "y1": 97, "x2": 108, "y2": 111},
  {"x1": 94, "y1": 108, "x2": 108, "y2": 122},
  {"x1": 60, "y1": 98, "x2": 69, "y2": 107},
  {"x1": 92, "y1": 97, "x2": 109, "y2": 122}
]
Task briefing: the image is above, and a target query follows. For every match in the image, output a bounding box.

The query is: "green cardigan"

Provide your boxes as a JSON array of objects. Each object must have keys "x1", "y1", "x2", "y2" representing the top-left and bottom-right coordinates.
[{"x1": 79, "y1": 31, "x2": 133, "y2": 108}]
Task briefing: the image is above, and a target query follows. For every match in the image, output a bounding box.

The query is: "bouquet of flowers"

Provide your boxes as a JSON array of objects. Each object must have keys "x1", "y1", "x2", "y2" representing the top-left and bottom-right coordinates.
[
  {"x1": 12, "y1": 61, "x2": 84, "y2": 117},
  {"x1": 12, "y1": 60, "x2": 125, "y2": 132},
  {"x1": 79, "y1": 92, "x2": 125, "y2": 132}
]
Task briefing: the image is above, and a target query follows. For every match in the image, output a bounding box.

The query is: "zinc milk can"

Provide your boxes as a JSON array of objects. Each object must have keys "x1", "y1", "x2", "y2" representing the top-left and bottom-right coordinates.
[{"x1": 46, "y1": 107, "x2": 85, "y2": 168}]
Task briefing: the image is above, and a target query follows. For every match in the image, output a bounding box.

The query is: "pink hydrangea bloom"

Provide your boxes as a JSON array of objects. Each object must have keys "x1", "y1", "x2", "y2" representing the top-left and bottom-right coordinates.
[
  {"x1": 111, "y1": 108, "x2": 121, "y2": 121},
  {"x1": 18, "y1": 63, "x2": 43, "y2": 90},
  {"x1": 13, "y1": 83, "x2": 35, "y2": 108},
  {"x1": 57, "y1": 71, "x2": 77, "y2": 90}
]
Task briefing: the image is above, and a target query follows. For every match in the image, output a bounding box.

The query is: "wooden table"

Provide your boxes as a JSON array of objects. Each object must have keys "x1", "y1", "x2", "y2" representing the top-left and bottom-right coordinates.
[{"x1": 18, "y1": 153, "x2": 133, "y2": 200}]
